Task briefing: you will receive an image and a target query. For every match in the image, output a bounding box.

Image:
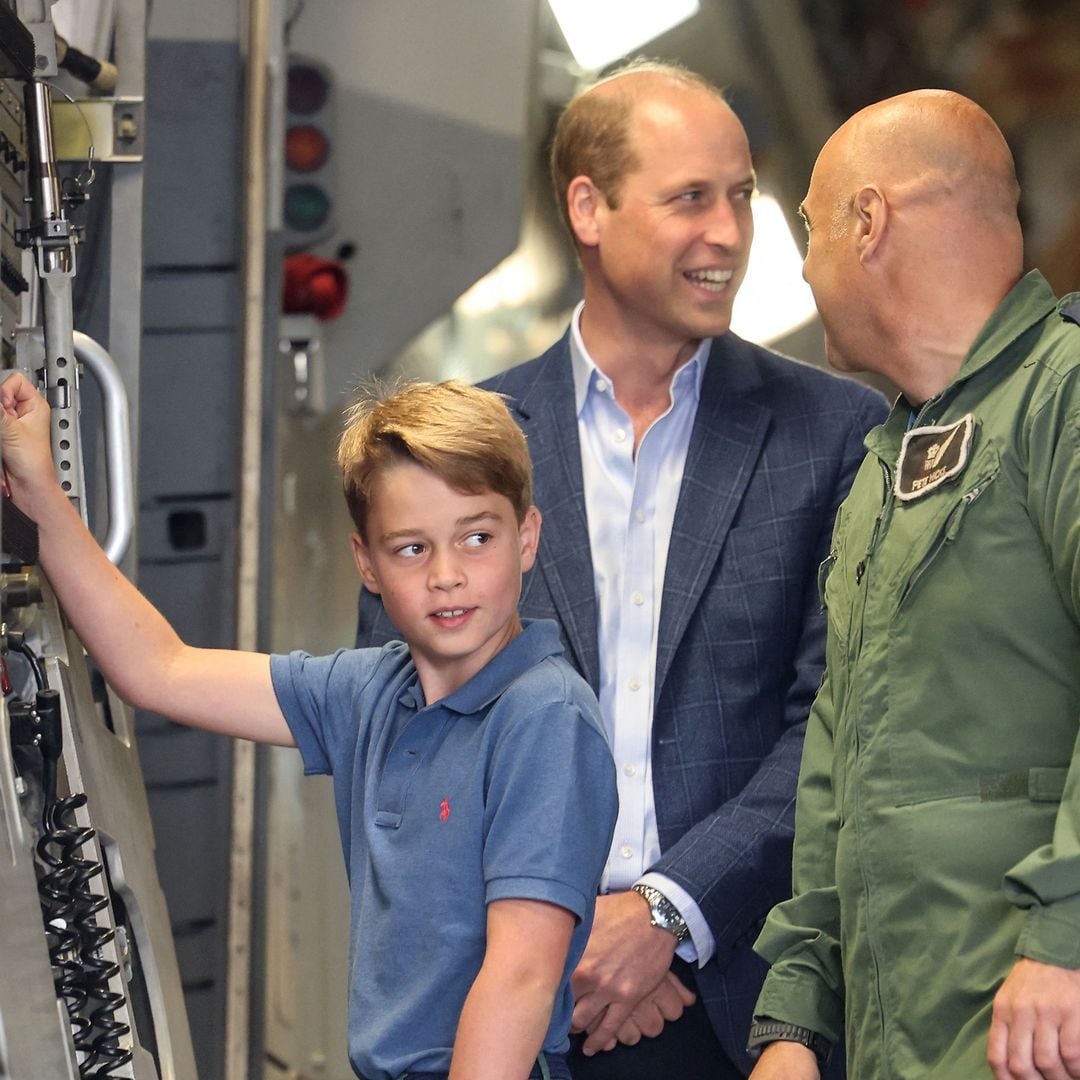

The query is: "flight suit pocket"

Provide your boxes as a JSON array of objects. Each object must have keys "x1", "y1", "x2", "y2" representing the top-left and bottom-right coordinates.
[{"x1": 896, "y1": 469, "x2": 998, "y2": 611}]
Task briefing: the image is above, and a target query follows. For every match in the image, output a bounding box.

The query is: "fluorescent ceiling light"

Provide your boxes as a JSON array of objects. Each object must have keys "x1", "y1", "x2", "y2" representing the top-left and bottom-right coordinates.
[
  {"x1": 548, "y1": 0, "x2": 701, "y2": 72},
  {"x1": 730, "y1": 194, "x2": 818, "y2": 346}
]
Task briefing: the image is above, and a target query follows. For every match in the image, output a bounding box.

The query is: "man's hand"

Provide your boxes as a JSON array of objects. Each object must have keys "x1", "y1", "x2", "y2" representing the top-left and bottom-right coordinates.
[
  {"x1": 987, "y1": 957, "x2": 1080, "y2": 1079},
  {"x1": 570, "y1": 890, "x2": 686, "y2": 1054},
  {"x1": 747, "y1": 1040, "x2": 821, "y2": 1079},
  {"x1": 613, "y1": 970, "x2": 697, "y2": 1045}
]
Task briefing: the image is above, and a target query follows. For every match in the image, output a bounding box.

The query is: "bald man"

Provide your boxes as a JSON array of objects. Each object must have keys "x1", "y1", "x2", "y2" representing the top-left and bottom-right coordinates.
[
  {"x1": 748, "y1": 90, "x2": 1080, "y2": 1080},
  {"x1": 357, "y1": 60, "x2": 886, "y2": 1078}
]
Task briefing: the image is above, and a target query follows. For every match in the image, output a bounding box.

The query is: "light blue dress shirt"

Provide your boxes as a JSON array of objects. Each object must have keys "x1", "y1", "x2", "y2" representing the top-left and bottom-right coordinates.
[{"x1": 569, "y1": 302, "x2": 716, "y2": 966}]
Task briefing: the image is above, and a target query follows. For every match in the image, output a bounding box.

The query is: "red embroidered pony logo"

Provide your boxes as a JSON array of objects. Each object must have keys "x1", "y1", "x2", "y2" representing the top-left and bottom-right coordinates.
[{"x1": 439, "y1": 797, "x2": 451, "y2": 822}]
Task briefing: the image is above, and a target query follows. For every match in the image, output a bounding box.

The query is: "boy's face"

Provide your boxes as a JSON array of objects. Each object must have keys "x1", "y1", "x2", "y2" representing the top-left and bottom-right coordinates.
[{"x1": 351, "y1": 460, "x2": 541, "y2": 703}]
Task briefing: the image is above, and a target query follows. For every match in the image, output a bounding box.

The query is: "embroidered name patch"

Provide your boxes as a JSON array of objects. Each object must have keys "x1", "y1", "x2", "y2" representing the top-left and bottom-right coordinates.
[{"x1": 895, "y1": 414, "x2": 975, "y2": 501}]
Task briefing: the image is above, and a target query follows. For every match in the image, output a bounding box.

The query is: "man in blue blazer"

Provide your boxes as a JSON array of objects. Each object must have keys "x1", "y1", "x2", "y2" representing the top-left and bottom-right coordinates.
[{"x1": 358, "y1": 62, "x2": 887, "y2": 1078}]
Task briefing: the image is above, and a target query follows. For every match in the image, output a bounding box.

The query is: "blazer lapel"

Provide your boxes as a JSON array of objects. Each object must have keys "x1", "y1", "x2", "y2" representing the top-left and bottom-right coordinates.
[
  {"x1": 513, "y1": 343, "x2": 602, "y2": 691},
  {"x1": 655, "y1": 337, "x2": 770, "y2": 697}
]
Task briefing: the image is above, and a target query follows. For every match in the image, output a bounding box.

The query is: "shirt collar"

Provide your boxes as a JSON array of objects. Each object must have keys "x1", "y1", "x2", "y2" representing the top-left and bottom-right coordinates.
[
  {"x1": 569, "y1": 301, "x2": 709, "y2": 417},
  {"x1": 951, "y1": 270, "x2": 1059, "y2": 387},
  {"x1": 432, "y1": 619, "x2": 566, "y2": 716}
]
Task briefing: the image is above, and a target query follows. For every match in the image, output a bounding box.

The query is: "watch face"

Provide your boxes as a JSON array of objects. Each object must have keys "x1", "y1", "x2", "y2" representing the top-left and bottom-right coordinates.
[
  {"x1": 653, "y1": 900, "x2": 685, "y2": 936},
  {"x1": 633, "y1": 884, "x2": 688, "y2": 940}
]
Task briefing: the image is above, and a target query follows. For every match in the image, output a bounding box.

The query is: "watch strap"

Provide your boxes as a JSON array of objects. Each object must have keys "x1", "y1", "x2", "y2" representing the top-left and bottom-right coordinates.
[{"x1": 747, "y1": 1019, "x2": 830, "y2": 1065}]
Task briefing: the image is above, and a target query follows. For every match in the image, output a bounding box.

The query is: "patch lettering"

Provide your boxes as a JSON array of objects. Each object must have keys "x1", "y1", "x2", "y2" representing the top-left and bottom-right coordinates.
[{"x1": 895, "y1": 414, "x2": 975, "y2": 501}]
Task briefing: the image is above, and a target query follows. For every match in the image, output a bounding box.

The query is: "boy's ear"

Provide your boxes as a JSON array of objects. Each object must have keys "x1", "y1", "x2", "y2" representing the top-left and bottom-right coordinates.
[
  {"x1": 351, "y1": 532, "x2": 381, "y2": 594},
  {"x1": 518, "y1": 506, "x2": 541, "y2": 573}
]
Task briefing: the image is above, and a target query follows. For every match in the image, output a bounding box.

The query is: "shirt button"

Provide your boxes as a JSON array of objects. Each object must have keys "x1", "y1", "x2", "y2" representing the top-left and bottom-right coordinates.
[
  {"x1": 628, "y1": 677, "x2": 641, "y2": 691},
  {"x1": 596, "y1": 378, "x2": 608, "y2": 393},
  {"x1": 635, "y1": 508, "x2": 646, "y2": 523},
  {"x1": 632, "y1": 591, "x2": 644, "y2": 606},
  {"x1": 623, "y1": 763, "x2": 637, "y2": 777},
  {"x1": 614, "y1": 428, "x2": 627, "y2": 443},
  {"x1": 620, "y1": 845, "x2": 633, "y2": 859}
]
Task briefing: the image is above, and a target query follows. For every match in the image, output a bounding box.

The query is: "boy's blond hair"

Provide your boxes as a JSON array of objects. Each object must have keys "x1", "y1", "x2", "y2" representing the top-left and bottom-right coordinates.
[{"x1": 337, "y1": 380, "x2": 533, "y2": 539}]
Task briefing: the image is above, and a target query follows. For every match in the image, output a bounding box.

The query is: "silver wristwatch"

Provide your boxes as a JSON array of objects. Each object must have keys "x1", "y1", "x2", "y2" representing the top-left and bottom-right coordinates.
[{"x1": 630, "y1": 883, "x2": 689, "y2": 943}]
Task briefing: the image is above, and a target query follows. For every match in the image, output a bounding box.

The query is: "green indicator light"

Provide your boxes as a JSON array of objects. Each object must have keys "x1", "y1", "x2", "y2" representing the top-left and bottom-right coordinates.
[{"x1": 285, "y1": 184, "x2": 330, "y2": 232}]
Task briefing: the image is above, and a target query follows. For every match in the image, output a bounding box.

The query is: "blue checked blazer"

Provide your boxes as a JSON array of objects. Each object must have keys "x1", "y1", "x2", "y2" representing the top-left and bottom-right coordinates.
[{"x1": 356, "y1": 329, "x2": 888, "y2": 1072}]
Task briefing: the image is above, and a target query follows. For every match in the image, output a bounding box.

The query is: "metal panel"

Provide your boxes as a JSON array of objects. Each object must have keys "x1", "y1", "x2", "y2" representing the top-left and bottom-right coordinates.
[
  {"x1": 143, "y1": 41, "x2": 241, "y2": 269},
  {"x1": 143, "y1": 271, "x2": 241, "y2": 333},
  {"x1": 138, "y1": 36, "x2": 248, "y2": 1080},
  {"x1": 138, "y1": 331, "x2": 241, "y2": 498}
]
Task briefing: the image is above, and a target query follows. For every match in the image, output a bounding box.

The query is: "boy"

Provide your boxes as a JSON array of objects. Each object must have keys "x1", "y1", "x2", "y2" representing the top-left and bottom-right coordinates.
[{"x1": 0, "y1": 372, "x2": 618, "y2": 1080}]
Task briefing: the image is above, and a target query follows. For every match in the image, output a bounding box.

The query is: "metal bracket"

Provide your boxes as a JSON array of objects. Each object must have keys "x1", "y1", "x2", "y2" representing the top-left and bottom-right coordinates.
[{"x1": 51, "y1": 97, "x2": 144, "y2": 163}]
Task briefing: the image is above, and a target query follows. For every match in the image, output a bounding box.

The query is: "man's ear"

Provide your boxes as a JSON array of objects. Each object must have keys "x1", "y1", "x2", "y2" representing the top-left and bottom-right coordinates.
[
  {"x1": 351, "y1": 532, "x2": 381, "y2": 594},
  {"x1": 567, "y1": 176, "x2": 603, "y2": 248},
  {"x1": 854, "y1": 184, "x2": 887, "y2": 262},
  {"x1": 518, "y1": 506, "x2": 542, "y2": 574}
]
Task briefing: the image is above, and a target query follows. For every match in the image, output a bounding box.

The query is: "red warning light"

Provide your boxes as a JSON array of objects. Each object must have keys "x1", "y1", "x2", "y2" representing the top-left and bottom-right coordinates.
[
  {"x1": 283, "y1": 253, "x2": 349, "y2": 320},
  {"x1": 286, "y1": 125, "x2": 330, "y2": 172}
]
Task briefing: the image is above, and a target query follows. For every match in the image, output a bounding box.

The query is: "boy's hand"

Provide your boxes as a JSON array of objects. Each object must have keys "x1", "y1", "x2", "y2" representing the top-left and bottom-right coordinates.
[{"x1": 0, "y1": 372, "x2": 59, "y2": 511}]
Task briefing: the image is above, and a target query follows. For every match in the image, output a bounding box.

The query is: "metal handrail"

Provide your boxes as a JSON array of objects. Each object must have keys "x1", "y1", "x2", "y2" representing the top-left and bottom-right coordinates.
[{"x1": 72, "y1": 331, "x2": 134, "y2": 565}]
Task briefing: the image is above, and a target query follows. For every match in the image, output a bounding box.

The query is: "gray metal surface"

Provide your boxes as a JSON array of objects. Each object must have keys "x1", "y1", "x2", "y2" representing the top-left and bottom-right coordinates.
[
  {"x1": 0, "y1": 575, "x2": 198, "y2": 1080},
  {"x1": 46, "y1": 613, "x2": 199, "y2": 1080}
]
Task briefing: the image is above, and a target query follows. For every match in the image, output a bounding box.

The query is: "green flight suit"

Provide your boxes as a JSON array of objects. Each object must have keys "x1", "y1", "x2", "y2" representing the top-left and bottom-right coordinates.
[{"x1": 753, "y1": 271, "x2": 1080, "y2": 1078}]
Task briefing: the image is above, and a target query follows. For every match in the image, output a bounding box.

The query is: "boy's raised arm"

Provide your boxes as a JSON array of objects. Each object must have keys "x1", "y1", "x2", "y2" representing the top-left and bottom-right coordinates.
[
  {"x1": 449, "y1": 897, "x2": 576, "y2": 1080},
  {"x1": 0, "y1": 372, "x2": 293, "y2": 746}
]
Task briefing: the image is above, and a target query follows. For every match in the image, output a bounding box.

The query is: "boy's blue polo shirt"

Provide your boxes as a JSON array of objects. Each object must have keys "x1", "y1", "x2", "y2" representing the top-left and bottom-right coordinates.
[{"x1": 269, "y1": 619, "x2": 618, "y2": 1080}]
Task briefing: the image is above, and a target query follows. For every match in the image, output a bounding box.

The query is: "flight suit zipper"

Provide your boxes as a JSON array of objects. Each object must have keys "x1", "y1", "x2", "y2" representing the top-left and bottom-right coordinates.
[{"x1": 849, "y1": 456, "x2": 894, "y2": 1073}]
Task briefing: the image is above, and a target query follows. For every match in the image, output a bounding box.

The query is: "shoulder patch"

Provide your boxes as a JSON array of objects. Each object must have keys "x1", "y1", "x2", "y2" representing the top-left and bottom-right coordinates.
[
  {"x1": 1061, "y1": 300, "x2": 1080, "y2": 326},
  {"x1": 895, "y1": 414, "x2": 976, "y2": 501}
]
